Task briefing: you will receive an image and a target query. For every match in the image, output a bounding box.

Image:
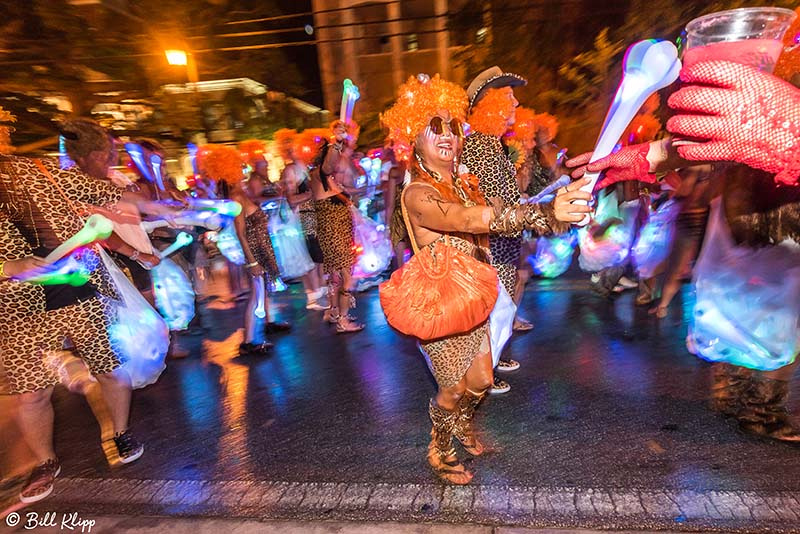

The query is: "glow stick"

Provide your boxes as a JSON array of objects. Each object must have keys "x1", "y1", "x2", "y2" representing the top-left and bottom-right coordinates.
[
  {"x1": 150, "y1": 153, "x2": 166, "y2": 192},
  {"x1": 339, "y1": 79, "x2": 360, "y2": 124},
  {"x1": 124, "y1": 143, "x2": 154, "y2": 183},
  {"x1": 141, "y1": 211, "x2": 224, "y2": 233},
  {"x1": 576, "y1": 40, "x2": 681, "y2": 226},
  {"x1": 186, "y1": 198, "x2": 243, "y2": 217},
  {"x1": 20, "y1": 254, "x2": 91, "y2": 286},
  {"x1": 254, "y1": 275, "x2": 267, "y2": 318},
  {"x1": 156, "y1": 232, "x2": 194, "y2": 259},
  {"x1": 45, "y1": 214, "x2": 114, "y2": 264}
]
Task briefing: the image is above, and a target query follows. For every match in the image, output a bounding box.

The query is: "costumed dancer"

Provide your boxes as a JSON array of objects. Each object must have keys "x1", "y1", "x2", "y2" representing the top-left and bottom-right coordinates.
[
  {"x1": 276, "y1": 129, "x2": 327, "y2": 310},
  {"x1": 0, "y1": 110, "x2": 144, "y2": 503},
  {"x1": 61, "y1": 119, "x2": 161, "y2": 304},
  {"x1": 309, "y1": 123, "x2": 364, "y2": 333},
  {"x1": 199, "y1": 145, "x2": 288, "y2": 357},
  {"x1": 379, "y1": 74, "x2": 591, "y2": 484},
  {"x1": 462, "y1": 66, "x2": 529, "y2": 393},
  {"x1": 528, "y1": 113, "x2": 562, "y2": 197},
  {"x1": 567, "y1": 17, "x2": 800, "y2": 441}
]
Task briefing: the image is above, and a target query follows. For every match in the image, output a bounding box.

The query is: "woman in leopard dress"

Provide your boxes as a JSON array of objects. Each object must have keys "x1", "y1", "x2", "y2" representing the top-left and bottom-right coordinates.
[{"x1": 380, "y1": 74, "x2": 591, "y2": 484}]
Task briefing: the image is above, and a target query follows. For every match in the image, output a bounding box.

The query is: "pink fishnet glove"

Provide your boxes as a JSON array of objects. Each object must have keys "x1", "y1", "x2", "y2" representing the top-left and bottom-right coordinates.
[
  {"x1": 566, "y1": 143, "x2": 655, "y2": 190},
  {"x1": 667, "y1": 60, "x2": 800, "y2": 186}
]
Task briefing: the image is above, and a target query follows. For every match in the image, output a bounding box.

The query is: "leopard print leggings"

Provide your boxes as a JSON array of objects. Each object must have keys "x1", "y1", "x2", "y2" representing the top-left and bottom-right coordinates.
[
  {"x1": 313, "y1": 198, "x2": 356, "y2": 275},
  {"x1": 0, "y1": 297, "x2": 121, "y2": 394}
]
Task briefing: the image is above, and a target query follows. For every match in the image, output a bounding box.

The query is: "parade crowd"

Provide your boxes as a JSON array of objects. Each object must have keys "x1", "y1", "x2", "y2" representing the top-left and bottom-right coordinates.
[{"x1": 1, "y1": 5, "x2": 800, "y2": 501}]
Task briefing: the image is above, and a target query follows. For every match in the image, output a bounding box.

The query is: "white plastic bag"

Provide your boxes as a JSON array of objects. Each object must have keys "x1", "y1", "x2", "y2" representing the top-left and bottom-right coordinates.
[
  {"x1": 351, "y1": 206, "x2": 392, "y2": 279},
  {"x1": 98, "y1": 248, "x2": 168, "y2": 389},
  {"x1": 151, "y1": 257, "x2": 196, "y2": 331},
  {"x1": 633, "y1": 198, "x2": 680, "y2": 279},
  {"x1": 688, "y1": 198, "x2": 800, "y2": 371},
  {"x1": 578, "y1": 191, "x2": 638, "y2": 272},
  {"x1": 265, "y1": 199, "x2": 314, "y2": 279},
  {"x1": 489, "y1": 285, "x2": 517, "y2": 367}
]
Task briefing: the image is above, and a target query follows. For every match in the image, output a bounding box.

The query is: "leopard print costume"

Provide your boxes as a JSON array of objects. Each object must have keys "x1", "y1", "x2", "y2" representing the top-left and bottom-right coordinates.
[
  {"x1": 463, "y1": 131, "x2": 522, "y2": 296},
  {"x1": 0, "y1": 156, "x2": 124, "y2": 394},
  {"x1": 313, "y1": 197, "x2": 356, "y2": 275},
  {"x1": 244, "y1": 209, "x2": 280, "y2": 280},
  {"x1": 418, "y1": 236, "x2": 491, "y2": 388}
]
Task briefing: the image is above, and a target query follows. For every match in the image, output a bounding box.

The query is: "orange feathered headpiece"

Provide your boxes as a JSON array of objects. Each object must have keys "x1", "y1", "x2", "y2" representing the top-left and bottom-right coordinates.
[
  {"x1": 238, "y1": 139, "x2": 267, "y2": 166},
  {"x1": 505, "y1": 106, "x2": 537, "y2": 151},
  {"x1": 468, "y1": 87, "x2": 516, "y2": 137},
  {"x1": 273, "y1": 128, "x2": 297, "y2": 162},
  {"x1": 198, "y1": 144, "x2": 245, "y2": 185},
  {"x1": 381, "y1": 73, "x2": 468, "y2": 152},
  {"x1": 294, "y1": 128, "x2": 329, "y2": 166},
  {"x1": 532, "y1": 113, "x2": 559, "y2": 143},
  {"x1": 775, "y1": 7, "x2": 800, "y2": 82}
]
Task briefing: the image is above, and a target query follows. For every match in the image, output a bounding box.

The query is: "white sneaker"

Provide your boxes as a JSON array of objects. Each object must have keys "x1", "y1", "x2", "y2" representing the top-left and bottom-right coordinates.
[{"x1": 306, "y1": 300, "x2": 328, "y2": 311}]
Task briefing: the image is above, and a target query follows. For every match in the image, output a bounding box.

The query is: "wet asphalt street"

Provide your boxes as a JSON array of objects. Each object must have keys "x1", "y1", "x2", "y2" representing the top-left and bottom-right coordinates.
[{"x1": 3, "y1": 270, "x2": 800, "y2": 533}]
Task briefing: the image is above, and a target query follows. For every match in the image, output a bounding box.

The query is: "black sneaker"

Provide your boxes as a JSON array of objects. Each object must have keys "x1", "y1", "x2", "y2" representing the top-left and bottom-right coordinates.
[
  {"x1": 239, "y1": 341, "x2": 273, "y2": 356},
  {"x1": 113, "y1": 430, "x2": 144, "y2": 464},
  {"x1": 19, "y1": 458, "x2": 61, "y2": 503}
]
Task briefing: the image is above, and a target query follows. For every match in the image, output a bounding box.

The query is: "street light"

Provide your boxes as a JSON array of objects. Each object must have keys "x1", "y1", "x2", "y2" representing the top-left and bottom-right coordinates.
[{"x1": 165, "y1": 49, "x2": 188, "y2": 66}]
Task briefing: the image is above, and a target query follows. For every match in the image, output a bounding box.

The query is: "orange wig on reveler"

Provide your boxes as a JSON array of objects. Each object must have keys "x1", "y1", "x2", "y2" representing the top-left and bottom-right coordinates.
[
  {"x1": 197, "y1": 144, "x2": 245, "y2": 185},
  {"x1": 381, "y1": 73, "x2": 468, "y2": 156},
  {"x1": 293, "y1": 128, "x2": 329, "y2": 166},
  {"x1": 505, "y1": 106, "x2": 537, "y2": 151},
  {"x1": 273, "y1": 128, "x2": 297, "y2": 162},
  {"x1": 238, "y1": 139, "x2": 267, "y2": 167},
  {"x1": 468, "y1": 87, "x2": 516, "y2": 137},
  {"x1": 532, "y1": 113, "x2": 559, "y2": 144},
  {"x1": 775, "y1": 7, "x2": 800, "y2": 82}
]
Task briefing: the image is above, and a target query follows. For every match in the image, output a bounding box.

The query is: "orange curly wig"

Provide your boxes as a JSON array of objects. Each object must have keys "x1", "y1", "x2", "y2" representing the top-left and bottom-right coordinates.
[
  {"x1": 198, "y1": 144, "x2": 245, "y2": 185},
  {"x1": 468, "y1": 87, "x2": 516, "y2": 137},
  {"x1": 505, "y1": 106, "x2": 537, "y2": 151},
  {"x1": 238, "y1": 139, "x2": 267, "y2": 167},
  {"x1": 532, "y1": 113, "x2": 559, "y2": 143},
  {"x1": 775, "y1": 7, "x2": 800, "y2": 82},
  {"x1": 381, "y1": 74, "x2": 468, "y2": 150},
  {"x1": 294, "y1": 128, "x2": 329, "y2": 165},
  {"x1": 273, "y1": 128, "x2": 297, "y2": 162}
]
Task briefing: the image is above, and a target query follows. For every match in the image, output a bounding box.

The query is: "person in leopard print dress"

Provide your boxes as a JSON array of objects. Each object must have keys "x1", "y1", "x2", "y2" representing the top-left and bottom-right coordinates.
[
  {"x1": 380, "y1": 73, "x2": 591, "y2": 485},
  {"x1": 0, "y1": 150, "x2": 146, "y2": 504},
  {"x1": 463, "y1": 66, "x2": 533, "y2": 393}
]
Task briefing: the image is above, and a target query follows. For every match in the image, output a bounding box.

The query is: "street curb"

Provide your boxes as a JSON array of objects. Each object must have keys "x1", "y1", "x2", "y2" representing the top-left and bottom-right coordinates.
[{"x1": 16, "y1": 477, "x2": 800, "y2": 533}]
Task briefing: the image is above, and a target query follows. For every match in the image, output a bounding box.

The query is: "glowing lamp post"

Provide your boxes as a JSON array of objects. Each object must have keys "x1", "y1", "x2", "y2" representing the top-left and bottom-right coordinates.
[{"x1": 164, "y1": 49, "x2": 188, "y2": 66}]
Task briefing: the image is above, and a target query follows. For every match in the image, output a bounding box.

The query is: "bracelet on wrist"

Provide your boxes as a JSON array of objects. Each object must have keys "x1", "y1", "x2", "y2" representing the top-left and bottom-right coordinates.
[
  {"x1": 130, "y1": 250, "x2": 141, "y2": 261},
  {"x1": 0, "y1": 261, "x2": 7, "y2": 279},
  {"x1": 245, "y1": 261, "x2": 259, "y2": 268}
]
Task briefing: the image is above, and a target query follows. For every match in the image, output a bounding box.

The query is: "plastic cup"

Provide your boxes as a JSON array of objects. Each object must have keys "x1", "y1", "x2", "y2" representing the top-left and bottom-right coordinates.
[{"x1": 683, "y1": 7, "x2": 797, "y2": 72}]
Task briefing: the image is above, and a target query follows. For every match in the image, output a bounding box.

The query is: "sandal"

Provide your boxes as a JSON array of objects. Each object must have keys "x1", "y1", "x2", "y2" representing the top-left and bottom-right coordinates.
[
  {"x1": 513, "y1": 317, "x2": 534, "y2": 332},
  {"x1": 428, "y1": 400, "x2": 473, "y2": 485},
  {"x1": 336, "y1": 317, "x2": 364, "y2": 334}
]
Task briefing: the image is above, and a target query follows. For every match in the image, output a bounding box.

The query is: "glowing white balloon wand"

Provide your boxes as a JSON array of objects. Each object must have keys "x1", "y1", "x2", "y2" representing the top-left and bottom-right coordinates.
[
  {"x1": 44, "y1": 214, "x2": 114, "y2": 264},
  {"x1": 575, "y1": 39, "x2": 681, "y2": 226},
  {"x1": 156, "y1": 232, "x2": 194, "y2": 260}
]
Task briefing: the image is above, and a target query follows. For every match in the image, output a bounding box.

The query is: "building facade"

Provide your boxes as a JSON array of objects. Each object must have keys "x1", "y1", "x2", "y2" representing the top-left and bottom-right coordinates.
[{"x1": 312, "y1": 0, "x2": 473, "y2": 117}]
